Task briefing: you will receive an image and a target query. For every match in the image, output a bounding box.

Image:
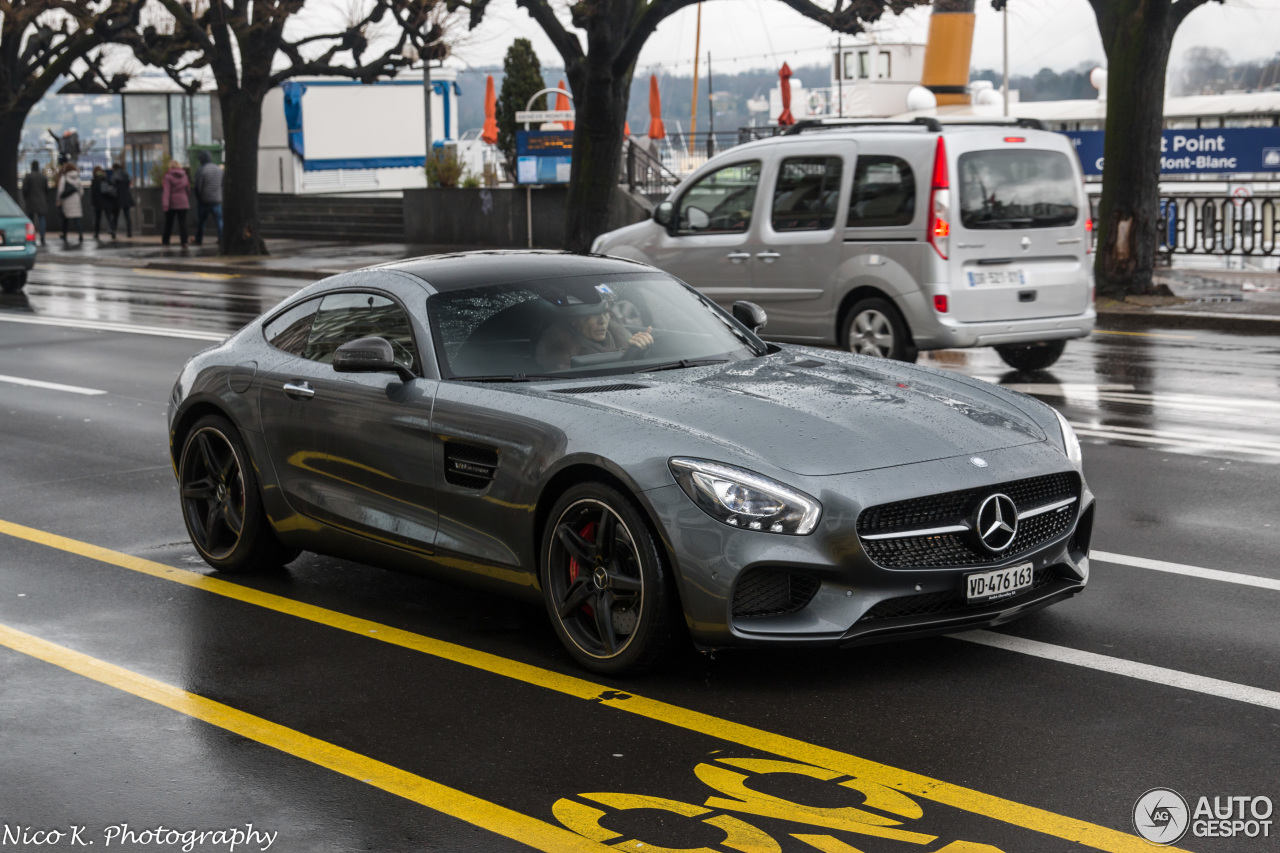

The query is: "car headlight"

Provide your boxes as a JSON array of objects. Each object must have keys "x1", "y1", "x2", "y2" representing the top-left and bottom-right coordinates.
[
  {"x1": 1053, "y1": 409, "x2": 1082, "y2": 464},
  {"x1": 669, "y1": 458, "x2": 821, "y2": 535}
]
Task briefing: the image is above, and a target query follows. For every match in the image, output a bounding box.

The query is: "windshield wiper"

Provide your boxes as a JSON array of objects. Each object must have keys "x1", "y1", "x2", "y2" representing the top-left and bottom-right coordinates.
[
  {"x1": 638, "y1": 357, "x2": 731, "y2": 373},
  {"x1": 454, "y1": 373, "x2": 561, "y2": 383}
]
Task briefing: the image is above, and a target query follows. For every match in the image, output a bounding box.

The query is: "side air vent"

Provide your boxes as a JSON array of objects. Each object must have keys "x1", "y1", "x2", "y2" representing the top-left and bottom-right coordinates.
[
  {"x1": 732, "y1": 570, "x2": 821, "y2": 618},
  {"x1": 549, "y1": 384, "x2": 650, "y2": 394},
  {"x1": 443, "y1": 443, "x2": 498, "y2": 489}
]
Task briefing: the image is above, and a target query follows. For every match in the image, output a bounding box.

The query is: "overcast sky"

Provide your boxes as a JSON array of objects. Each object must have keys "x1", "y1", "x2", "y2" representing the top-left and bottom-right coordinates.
[{"x1": 443, "y1": 0, "x2": 1280, "y2": 81}]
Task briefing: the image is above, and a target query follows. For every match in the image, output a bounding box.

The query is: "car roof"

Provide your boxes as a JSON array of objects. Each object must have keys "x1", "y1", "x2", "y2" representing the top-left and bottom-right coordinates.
[
  {"x1": 725, "y1": 122, "x2": 1066, "y2": 157},
  {"x1": 381, "y1": 250, "x2": 655, "y2": 292}
]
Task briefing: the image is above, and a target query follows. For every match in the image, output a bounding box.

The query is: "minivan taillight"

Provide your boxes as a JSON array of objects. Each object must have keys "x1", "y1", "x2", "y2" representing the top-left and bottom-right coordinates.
[
  {"x1": 927, "y1": 136, "x2": 950, "y2": 260},
  {"x1": 1085, "y1": 216, "x2": 1094, "y2": 254},
  {"x1": 25, "y1": 223, "x2": 36, "y2": 243}
]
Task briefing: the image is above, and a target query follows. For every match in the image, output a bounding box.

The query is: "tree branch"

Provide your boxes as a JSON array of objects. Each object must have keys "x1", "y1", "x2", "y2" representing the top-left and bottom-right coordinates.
[
  {"x1": 1171, "y1": 0, "x2": 1221, "y2": 28},
  {"x1": 514, "y1": 0, "x2": 583, "y2": 68}
]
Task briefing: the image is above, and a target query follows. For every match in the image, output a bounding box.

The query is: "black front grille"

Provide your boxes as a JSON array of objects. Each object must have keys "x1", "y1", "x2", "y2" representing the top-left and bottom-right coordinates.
[
  {"x1": 443, "y1": 443, "x2": 498, "y2": 489},
  {"x1": 860, "y1": 568, "x2": 1056, "y2": 622},
  {"x1": 857, "y1": 473, "x2": 1080, "y2": 569},
  {"x1": 732, "y1": 570, "x2": 821, "y2": 618}
]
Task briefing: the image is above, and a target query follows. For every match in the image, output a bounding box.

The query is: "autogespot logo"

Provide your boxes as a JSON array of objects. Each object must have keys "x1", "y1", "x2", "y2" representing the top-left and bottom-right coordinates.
[{"x1": 1134, "y1": 788, "x2": 1190, "y2": 845}]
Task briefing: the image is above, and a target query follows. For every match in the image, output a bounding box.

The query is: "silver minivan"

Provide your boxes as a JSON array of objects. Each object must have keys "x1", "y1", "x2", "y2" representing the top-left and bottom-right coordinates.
[{"x1": 592, "y1": 119, "x2": 1095, "y2": 370}]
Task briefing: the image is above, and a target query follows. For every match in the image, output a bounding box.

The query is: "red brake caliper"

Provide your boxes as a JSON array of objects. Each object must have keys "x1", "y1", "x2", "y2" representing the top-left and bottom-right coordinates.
[{"x1": 568, "y1": 521, "x2": 597, "y2": 618}]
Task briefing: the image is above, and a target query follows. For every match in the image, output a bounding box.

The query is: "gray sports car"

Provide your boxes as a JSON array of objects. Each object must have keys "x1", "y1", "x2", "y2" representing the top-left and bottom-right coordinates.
[{"x1": 168, "y1": 252, "x2": 1094, "y2": 672}]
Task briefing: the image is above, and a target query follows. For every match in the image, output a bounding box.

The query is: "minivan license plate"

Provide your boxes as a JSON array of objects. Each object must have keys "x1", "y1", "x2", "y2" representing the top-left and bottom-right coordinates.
[
  {"x1": 966, "y1": 562, "x2": 1033, "y2": 603},
  {"x1": 967, "y1": 269, "x2": 1026, "y2": 287}
]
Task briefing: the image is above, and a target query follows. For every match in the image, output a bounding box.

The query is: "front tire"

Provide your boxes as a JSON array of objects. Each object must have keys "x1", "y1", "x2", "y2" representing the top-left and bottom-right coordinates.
[
  {"x1": 995, "y1": 340, "x2": 1066, "y2": 371},
  {"x1": 541, "y1": 483, "x2": 677, "y2": 674},
  {"x1": 842, "y1": 298, "x2": 917, "y2": 362},
  {"x1": 178, "y1": 414, "x2": 298, "y2": 573}
]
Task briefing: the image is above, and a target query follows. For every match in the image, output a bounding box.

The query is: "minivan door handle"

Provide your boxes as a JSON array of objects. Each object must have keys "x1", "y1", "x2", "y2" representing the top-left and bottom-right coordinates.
[
  {"x1": 283, "y1": 381, "x2": 315, "y2": 399},
  {"x1": 756, "y1": 251, "x2": 781, "y2": 263},
  {"x1": 726, "y1": 252, "x2": 751, "y2": 263}
]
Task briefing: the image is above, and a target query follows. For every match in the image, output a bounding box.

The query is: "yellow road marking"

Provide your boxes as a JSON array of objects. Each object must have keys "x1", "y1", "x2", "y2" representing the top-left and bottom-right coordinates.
[
  {"x1": 130, "y1": 267, "x2": 240, "y2": 280},
  {"x1": 0, "y1": 621, "x2": 610, "y2": 853},
  {"x1": 1093, "y1": 329, "x2": 1198, "y2": 340},
  {"x1": 0, "y1": 518, "x2": 1184, "y2": 853}
]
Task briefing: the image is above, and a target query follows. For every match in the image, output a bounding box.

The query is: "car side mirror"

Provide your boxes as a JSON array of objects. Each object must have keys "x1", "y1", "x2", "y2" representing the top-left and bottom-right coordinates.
[
  {"x1": 333, "y1": 336, "x2": 414, "y2": 382},
  {"x1": 684, "y1": 206, "x2": 710, "y2": 232},
  {"x1": 653, "y1": 200, "x2": 674, "y2": 228},
  {"x1": 732, "y1": 301, "x2": 767, "y2": 334}
]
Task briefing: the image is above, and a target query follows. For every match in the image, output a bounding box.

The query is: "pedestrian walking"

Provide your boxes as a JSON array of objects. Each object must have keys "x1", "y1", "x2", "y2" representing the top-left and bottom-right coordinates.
[
  {"x1": 20, "y1": 161, "x2": 48, "y2": 246},
  {"x1": 56, "y1": 162, "x2": 84, "y2": 244},
  {"x1": 161, "y1": 159, "x2": 191, "y2": 247},
  {"x1": 193, "y1": 151, "x2": 224, "y2": 247},
  {"x1": 90, "y1": 165, "x2": 118, "y2": 239},
  {"x1": 110, "y1": 162, "x2": 134, "y2": 238}
]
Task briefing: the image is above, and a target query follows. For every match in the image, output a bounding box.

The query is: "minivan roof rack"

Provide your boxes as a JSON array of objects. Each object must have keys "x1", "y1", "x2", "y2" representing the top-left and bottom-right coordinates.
[
  {"x1": 781, "y1": 117, "x2": 943, "y2": 135},
  {"x1": 935, "y1": 117, "x2": 1049, "y2": 131}
]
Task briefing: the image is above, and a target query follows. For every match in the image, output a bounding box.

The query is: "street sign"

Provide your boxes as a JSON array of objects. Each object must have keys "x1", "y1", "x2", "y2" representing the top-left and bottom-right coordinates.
[
  {"x1": 515, "y1": 110, "x2": 576, "y2": 124},
  {"x1": 516, "y1": 130, "x2": 573, "y2": 184},
  {"x1": 1063, "y1": 127, "x2": 1280, "y2": 176},
  {"x1": 1230, "y1": 183, "x2": 1253, "y2": 209}
]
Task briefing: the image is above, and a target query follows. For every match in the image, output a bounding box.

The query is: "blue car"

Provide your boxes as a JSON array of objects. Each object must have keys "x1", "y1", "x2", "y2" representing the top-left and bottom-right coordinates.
[{"x1": 0, "y1": 187, "x2": 36, "y2": 293}]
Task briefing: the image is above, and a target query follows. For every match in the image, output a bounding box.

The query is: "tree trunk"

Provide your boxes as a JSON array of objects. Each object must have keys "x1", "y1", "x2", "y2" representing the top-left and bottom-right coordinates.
[
  {"x1": 0, "y1": 110, "x2": 29, "y2": 199},
  {"x1": 1094, "y1": 2, "x2": 1175, "y2": 297},
  {"x1": 562, "y1": 59, "x2": 632, "y2": 253},
  {"x1": 220, "y1": 89, "x2": 267, "y2": 256}
]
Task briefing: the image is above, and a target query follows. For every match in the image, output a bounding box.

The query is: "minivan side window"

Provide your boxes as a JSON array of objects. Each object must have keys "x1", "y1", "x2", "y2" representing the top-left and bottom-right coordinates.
[
  {"x1": 676, "y1": 161, "x2": 762, "y2": 235},
  {"x1": 847, "y1": 156, "x2": 916, "y2": 228},
  {"x1": 771, "y1": 157, "x2": 843, "y2": 231}
]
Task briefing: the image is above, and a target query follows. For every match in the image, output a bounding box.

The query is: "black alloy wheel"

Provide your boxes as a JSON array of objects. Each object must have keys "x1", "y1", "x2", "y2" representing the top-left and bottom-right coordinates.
[
  {"x1": 843, "y1": 297, "x2": 917, "y2": 362},
  {"x1": 178, "y1": 415, "x2": 298, "y2": 573},
  {"x1": 995, "y1": 340, "x2": 1067, "y2": 371},
  {"x1": 542, "y1": 484, "x2": 676, "y2": 673}
]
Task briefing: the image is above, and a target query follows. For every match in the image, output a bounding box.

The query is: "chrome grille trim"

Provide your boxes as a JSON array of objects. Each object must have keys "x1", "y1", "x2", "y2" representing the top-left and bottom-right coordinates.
[
  {"x1": 1018, "y1": 496, "x2": 1078, "y2": 519},
  {"x1": 861, "y1": 524, "x2": 970, "y2": 541}
]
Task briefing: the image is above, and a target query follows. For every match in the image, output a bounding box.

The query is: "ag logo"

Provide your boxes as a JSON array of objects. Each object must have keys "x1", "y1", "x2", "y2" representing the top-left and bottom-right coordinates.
[{"x1": 1133, "y1": 788, "x2": 1189, "y2": 845}]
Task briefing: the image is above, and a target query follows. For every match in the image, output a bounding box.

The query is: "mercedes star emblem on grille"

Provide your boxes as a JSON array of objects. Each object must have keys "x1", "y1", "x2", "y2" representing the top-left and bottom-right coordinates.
[{"x1": 975, "y1": 493, "x2": 1019, "y2": 552}]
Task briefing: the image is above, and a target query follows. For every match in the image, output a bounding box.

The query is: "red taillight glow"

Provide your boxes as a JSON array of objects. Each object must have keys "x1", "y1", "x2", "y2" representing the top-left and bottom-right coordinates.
[
  {"x1": 1085, "y1": 216, "x2": 1094, "y2": 254},
  {"x1": 1003, "y1": 136, "x2": 1026, "y2": 143},
  {"x1": 927, "y1": 137, "x2": 950, "y2": 260},
  {"x1": 933, "y1": 295, "x2": 949, "y2": 313},
  {"x1": 25, "y1": 223, "x2": 36, "y2": 243}
]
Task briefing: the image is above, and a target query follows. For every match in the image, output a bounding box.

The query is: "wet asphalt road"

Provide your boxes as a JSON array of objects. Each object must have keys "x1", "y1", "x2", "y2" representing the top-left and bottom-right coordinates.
[{"x1": 1, "y1": 265, "x2": 1278, "y2": 853}]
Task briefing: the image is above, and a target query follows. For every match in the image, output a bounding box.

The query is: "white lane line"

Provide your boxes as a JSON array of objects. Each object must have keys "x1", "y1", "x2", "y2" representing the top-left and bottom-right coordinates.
[
  {"x1": 0, "y1": 313, "x2": 227, "y2": 342},
  {"x1": 1073, "y1": 426, "x2": 1280, "y2": 460},
  {"x1": 954, "y1": 630, "x2": 1280, "y2": 711},
  {"x1": 1092, "y1": 550, "x2": 1280, "y2": 592},
  {"x1": 0, "y1": 374, "x2": 106, "y2": 396}
]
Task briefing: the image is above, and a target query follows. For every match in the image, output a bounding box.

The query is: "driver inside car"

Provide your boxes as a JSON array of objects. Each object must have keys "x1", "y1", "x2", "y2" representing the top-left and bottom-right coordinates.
[{"x1": 535, "y1": 291, "x2": 653, "y2": 371}]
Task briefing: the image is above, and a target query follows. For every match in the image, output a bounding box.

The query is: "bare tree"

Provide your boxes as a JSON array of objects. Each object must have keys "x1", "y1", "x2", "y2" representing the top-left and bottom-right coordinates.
[
  {"x1": 127, "y1": 0, "x2": 447, "y2": 255},
  {"x1": 450, "y1": 0, "x2": 928, "y2": 253},
  {"x1": 1086, "y1": 0, "x2": 1223, "y2": 297},
  {"x1": 0, "y1": 0, "x2": 141, "y2": 196}
]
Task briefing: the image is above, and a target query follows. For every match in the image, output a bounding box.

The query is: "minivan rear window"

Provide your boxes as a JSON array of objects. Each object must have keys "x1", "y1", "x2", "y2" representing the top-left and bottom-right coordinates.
[{"x1": 958, "y1": 150, "x2": 1078, "y2": 230}]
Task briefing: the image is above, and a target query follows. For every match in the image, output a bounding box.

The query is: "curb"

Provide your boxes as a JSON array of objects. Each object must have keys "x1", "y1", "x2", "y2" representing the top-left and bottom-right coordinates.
[{"x1": 1098, "y1": 307, "x2": 1280, "y2": 334}]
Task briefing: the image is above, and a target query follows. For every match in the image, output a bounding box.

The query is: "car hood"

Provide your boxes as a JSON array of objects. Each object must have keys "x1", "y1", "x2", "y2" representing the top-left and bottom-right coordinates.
[{"x1": 532, "y1": 352, "x2": 1048, "y2": 476}]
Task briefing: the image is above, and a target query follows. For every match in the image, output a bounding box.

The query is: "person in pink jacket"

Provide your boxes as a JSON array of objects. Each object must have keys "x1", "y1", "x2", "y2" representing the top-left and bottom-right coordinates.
[{"x1": 161, "y1": 159, "x2": 191, "y2": 247}]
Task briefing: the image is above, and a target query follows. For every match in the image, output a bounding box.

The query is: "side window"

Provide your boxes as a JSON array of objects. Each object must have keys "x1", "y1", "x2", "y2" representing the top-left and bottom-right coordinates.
[
  {"x1": 676, "y1": 161, "x2": 761, "y2": 235},
  {"x1": 847, "y1": 155, "x2": 916, "y2": 228},
  {"x1": 263, "y1": 298, "x2": 320, "y2": 356},
  {"x1": 303, "y1": 291, "x2": 418, "y2": 372},
  {"x1": 771, "y1": 157, "x2": 843, "y2": 232}
]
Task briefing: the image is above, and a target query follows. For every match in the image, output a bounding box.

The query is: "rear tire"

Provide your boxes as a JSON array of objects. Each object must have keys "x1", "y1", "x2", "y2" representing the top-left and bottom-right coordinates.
[
  {"x1": 842, "y1": 298, "x2": 917, "y2": 362},
  {"x1": 541, "y1": 483, "x2": 678, "y2": 674},
  {"x1": 1, "y1": 271, "x2": 26, "y2": 294},
  {"x1": 178, "y1": 414, "x2": 299, "y2": 573},
  {"x1": 995, "y1": 340, "x2": 1066, "y2": 371}
]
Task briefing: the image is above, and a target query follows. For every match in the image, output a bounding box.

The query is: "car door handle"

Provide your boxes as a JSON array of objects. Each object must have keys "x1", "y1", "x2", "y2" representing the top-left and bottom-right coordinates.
[
  {"x1": 283, "y1": 381, "x2": 315, "y2": 399},
  {"x1": 726, "y1": 252, "x2": 751, "y2": 263},
  {"x1": 756, "y1": 251, "x2": 781, "y2": 263}
]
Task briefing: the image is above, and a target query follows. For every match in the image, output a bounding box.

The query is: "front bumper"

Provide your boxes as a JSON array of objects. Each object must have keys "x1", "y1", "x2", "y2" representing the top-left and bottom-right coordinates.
[{"x1": 646, "y1": 441, "x2": 1093, "y2": 649}]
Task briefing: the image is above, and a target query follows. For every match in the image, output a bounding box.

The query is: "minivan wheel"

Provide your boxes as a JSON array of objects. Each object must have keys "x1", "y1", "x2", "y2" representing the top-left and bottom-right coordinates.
[
  {"x1": 843, "y1": 298, "x2": 916, "y2": 362},
  {"x1": 995, "y1": 340, "x2": 1066, "y2": 371}
]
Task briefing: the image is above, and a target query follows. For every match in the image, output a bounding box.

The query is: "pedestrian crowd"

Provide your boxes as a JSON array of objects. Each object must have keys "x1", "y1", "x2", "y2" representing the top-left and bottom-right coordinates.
[{"x1": 19, "y1": 153, "x2": 224, "y2": 250}]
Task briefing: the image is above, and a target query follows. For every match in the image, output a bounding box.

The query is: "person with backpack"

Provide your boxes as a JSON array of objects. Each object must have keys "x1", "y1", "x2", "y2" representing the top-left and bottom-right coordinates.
[
  {"x1": 193, "y1": 151, "x2": 223, "y2": 247},
  {"x1": 56, "y1": 162, "x2": 84, "y2": 244},
  {"x1": 161, "y1": 159, "x2": 191, "y2": 247}
]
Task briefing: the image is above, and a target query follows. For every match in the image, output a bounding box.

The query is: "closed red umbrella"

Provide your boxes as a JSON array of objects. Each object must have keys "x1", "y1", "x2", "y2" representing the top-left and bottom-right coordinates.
[
  {"x1": 647, "y1": 75, "x2": 665, "y2": 140},
  {"x1": 481, "y1": 74, "x2": 498, "y2": 145},
  {"x1": 777, "y1": 62, "x2": 795, "y2": 127},
  {"x1": 555, "y1": 79, "x2": 574, "y2": 130}
]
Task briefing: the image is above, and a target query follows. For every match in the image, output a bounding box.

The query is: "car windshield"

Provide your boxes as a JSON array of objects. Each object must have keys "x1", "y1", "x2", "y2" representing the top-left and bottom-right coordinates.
[
  {"x1": 958, "y1": 150, "x2": 1079, "y2": 230},
  {"x1": 428, "y1": 272, "x2": 763, "y2": 380}
]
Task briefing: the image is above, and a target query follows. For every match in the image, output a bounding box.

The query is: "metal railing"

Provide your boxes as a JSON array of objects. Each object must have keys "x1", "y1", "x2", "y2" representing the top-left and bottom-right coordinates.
[
  {"x1": 625, "y1": 139, "x2": 682, "y2": 196},
  {"x1": 1159, "y1": 196, "x2": 1280, "y2": 256}
]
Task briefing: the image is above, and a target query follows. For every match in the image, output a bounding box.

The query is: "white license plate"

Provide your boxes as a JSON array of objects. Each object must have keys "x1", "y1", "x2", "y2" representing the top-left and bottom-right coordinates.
[
  {"x1": 967, "y1": 268, "x2": 1027, "y2": 287},
  {"x1": 965, "y1": 562, "x2": 1034, "y2": 603}
]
